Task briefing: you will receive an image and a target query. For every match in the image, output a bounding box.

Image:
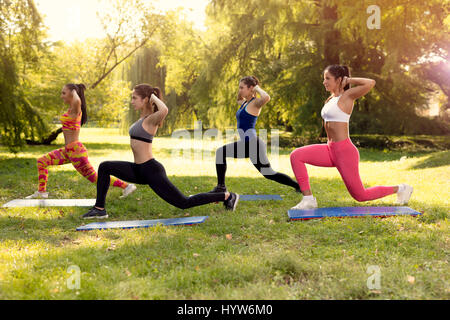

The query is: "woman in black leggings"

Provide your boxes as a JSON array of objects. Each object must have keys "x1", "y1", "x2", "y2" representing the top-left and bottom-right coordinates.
[
  {"x1": 210, "y1": 76, "x2": 300, "y2": 193},
  {"x1": 82, "y1": 84, "x2": 239, "y2": 219}
]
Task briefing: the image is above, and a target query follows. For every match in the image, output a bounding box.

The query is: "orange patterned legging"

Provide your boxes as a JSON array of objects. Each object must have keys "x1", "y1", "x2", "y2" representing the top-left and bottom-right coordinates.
[{"x1": 37, "y1": 141, "x2": 128, "y2": 192}]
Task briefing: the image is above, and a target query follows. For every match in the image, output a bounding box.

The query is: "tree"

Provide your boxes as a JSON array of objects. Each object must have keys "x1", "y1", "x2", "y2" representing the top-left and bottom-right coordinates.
[
  {"x1": 121, "y1": 46, "x2": 167, "y2": 133},
  {"x1": 0, "y1": 0, "x2": 49, "y2": 151},
  {"x1": 24, "y1": 0, "x2": 167, "y2": 146},
  {"x1": 89, "y1": 0, "x2": 165, "y2": 89},
  {"x1": 184, "y1": 0, "x2": 449, "y2": 136}
]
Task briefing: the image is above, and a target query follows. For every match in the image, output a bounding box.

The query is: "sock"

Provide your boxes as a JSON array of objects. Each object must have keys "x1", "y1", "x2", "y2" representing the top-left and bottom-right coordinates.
[
  {"x1": 303, "y1": 195, "x2": 314, "y2": 201},
  {"x1": 397, "y1": 184, "x2": 405, "y2": 193}
]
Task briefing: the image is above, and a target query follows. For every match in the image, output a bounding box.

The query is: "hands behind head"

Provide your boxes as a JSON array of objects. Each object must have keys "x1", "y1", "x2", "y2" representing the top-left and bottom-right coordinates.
[
  {"x1": 341, "y1": 76, "x2": 349, "y2": 89},
  {"x1": 150, "y1": 93, "x2": 159, "y2": 109}
]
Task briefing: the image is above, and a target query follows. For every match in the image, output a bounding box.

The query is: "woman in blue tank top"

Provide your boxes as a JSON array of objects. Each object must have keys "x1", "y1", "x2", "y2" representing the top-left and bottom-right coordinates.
[{"x1": 209, "y1": 76, "x2": 300, "y2": 193}]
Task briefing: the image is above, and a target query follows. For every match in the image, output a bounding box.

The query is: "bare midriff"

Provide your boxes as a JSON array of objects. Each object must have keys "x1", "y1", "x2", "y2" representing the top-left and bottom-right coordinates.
[
  {"x1": 130, "y1": 139, "x2": 154, "y2": 164},
  {"x1": 63, "y1": 130, "x2": 80, "y2": 146},
  {"x1": 324, "y1": 122, "x2": 349, "y2": 143}
]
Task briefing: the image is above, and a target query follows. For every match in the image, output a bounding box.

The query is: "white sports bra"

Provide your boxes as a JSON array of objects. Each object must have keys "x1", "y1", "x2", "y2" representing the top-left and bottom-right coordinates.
[{"x1": 321, "y1": 95, "x2": 351, "y2": 123}]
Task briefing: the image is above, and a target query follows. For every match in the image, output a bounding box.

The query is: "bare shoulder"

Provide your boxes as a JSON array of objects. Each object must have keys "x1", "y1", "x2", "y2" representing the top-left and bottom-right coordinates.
[
  {"x1": 337, "y1": 93, "x2": 354, "y2": 114},
  {"x1": 142, "y1": 118, "x2": 158, "y2": 135}
]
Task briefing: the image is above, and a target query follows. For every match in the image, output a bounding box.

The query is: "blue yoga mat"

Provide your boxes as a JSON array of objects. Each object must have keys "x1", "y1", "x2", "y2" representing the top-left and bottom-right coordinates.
[
  {"x1": 77, "y1": 216, "x2": 208, "y2": 231},
  {"x1": 240, "y1": 195, "x2": 282, "y2": 201},
  {"x1": 288, "y1": 206, "x2": 421, "y2": 221}
]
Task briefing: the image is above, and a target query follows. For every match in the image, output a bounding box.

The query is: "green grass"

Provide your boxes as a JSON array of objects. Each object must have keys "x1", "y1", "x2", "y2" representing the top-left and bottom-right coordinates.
[{"x1": 0, "y1": 128, "x2": 448, "y2": 299}]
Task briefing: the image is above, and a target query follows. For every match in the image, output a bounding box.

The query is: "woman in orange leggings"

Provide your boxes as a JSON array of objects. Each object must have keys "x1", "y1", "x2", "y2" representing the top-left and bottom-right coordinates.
[{"x1": 26, "y1": 84, "x2": 136, "y2": 199}]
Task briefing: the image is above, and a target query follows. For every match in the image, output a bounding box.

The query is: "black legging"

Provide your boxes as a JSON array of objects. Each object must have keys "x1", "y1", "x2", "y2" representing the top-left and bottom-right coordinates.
[
  {"x1": 215, "y1": 136, "x2": 299, "y2": 189},
  {"x1": 95, "y1": 158, "x2": 225, "y2": 209}
]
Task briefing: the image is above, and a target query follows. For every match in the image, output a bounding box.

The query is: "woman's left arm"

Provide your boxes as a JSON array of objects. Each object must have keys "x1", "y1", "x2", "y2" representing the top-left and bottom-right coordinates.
[
  {"x1": 70, "y1": 89, "x2": 82, "y2": 115},
  {"x1": 252, "y1": 85, "x2": 271, "y2": 109},
  {"x1": 146, "y1": 94, "x2": 169, "y2": 127},
  {"x1": 342, "y1": 77, "x2": 376, "y2": 101}
]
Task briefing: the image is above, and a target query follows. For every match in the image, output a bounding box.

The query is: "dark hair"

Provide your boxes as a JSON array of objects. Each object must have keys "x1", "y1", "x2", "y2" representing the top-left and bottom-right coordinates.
[
  {"x1": 133, "y1": 84, "x2": 164, "y2": 126},
  {"x1": 133, "y1": 84, "x2": 162, "y2": 106},
  {"x1": 240, "y1": 76, "x2": 260, "y2": 88},
  {"x1": 324, "y1": 65, "x2": 351, "y2": 91},
  {"x1": 65, "y1": 83, "x2": 87, "y2": 126}
]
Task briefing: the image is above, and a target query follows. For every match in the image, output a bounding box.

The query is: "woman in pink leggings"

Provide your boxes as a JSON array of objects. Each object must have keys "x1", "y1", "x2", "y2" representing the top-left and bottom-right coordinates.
[{"x1": 289, "y1": 65, "x2": 413, "y2": 210}]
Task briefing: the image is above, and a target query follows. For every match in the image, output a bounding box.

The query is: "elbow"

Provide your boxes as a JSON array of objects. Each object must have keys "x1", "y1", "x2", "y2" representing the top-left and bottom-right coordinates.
[
  {"x1": 370, "y1": 79, "x2": 376, "y2": 88},
  {"x1": 264, "y1": 94, "x2": 271, "y2": 103},
  {"x1": 157, "y1": 102, "x2": 169, "y2": 114}
]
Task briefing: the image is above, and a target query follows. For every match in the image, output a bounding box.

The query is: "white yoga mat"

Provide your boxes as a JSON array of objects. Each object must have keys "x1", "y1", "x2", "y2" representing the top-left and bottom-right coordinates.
[{"x1": 2, "y1": 199, "x2": 96, "y2": 208}]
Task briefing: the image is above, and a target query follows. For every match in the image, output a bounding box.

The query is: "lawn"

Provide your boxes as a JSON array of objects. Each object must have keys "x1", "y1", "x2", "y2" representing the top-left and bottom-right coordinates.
[{"x1": 0, "y1": 128, "x2": 448, "y2": 299}]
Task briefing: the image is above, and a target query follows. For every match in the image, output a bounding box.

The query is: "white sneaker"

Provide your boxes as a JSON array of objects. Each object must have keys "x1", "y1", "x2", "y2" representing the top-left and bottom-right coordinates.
[
  {"x1": 120, "y1": 184, "x2": 137, "y2": 199},
  {"x1": 290, "y1": 196, "x2": 318, "y2": 210},
  {"x1": 396, "y1": 184, "x2": 413, "y2": 205},
  {"x1": 25, "y1": 191, "x2": 49, "y2": 199}
]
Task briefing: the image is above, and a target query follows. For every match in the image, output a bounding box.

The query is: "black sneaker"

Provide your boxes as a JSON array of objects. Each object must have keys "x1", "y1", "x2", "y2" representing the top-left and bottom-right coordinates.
[
  {"x1": 224, "y1": 193, "x2": 239, "y2": 211},
  {"x1": 81, "y1": 207, "x2": 108, "y2": 220},
  {"x1": 209, "y1": 184, "x2": 228, "y2": 193}
]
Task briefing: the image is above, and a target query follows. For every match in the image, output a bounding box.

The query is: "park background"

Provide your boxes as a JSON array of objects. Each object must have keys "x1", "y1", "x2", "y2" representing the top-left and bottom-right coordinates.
[{"x1": 0, "y1": 0, "x2": 448, "y2": 299}]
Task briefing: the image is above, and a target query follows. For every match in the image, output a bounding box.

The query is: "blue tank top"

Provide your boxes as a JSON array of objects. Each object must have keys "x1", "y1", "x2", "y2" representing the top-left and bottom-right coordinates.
[{"x1": 236, "y1": 98, "x2": 257, "y2": 141}]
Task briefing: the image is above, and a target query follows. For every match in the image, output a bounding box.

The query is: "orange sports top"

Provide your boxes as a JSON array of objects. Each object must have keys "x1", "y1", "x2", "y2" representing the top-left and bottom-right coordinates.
[{"x1": 60, "y1": 111, "x2": 82, "y2": 131}]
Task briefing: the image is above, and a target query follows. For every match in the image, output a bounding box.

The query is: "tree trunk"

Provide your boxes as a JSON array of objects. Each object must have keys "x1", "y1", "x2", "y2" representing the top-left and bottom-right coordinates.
[
  {"x1": 26, "y1": 127, "x2": 62, "y2": 145},
  {"x1": 322, "y1": 3, "x2": 340, "y2": 66}
]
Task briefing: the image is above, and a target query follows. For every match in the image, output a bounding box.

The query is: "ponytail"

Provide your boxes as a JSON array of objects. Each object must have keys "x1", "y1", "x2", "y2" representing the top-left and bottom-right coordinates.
[
  {"x1": 341, "y1": 66, "x2": 351, "y2": 91},
  {"x1": 150, "y1": 86, "x2": 163, "y2": 113},
  {"x1": 151, "y1": 86, "x2": 162, "y2": 101},
  {"x1": 76, "y1": 84, "x2": 87, "y2": 126}
]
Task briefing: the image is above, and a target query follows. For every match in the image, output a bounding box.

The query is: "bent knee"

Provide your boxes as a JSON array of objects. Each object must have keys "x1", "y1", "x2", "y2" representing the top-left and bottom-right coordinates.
[
  {"x1": 37, "y1": 157, "x2": 48, "y2": 167},
  {"x1": 98, "y1": 161, "x2": 114, "y2": 172},
  {"x1": 290, "y1": 148, "x2": 305, "y2": 162},
  {"x1": 350, "y1": 192, "x2": 369, "y2": 202},
  {"x1": 176, "y1": 201, "x2": 190, "y2": 210}
]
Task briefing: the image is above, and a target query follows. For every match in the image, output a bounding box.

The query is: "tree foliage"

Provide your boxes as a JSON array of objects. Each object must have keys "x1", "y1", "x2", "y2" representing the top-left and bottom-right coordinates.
[
  {"x1": 0, "y1": 0, "x2": 49, "y2": 151},
  {"x1": 1, "y1": 0, "x2": 448, "y2": 152},
  {"x1": 164, "y1": 0, "x2": 449, "y2": 136}
]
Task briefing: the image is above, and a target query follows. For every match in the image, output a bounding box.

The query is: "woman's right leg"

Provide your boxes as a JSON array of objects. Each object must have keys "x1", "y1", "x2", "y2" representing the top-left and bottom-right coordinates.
[
  {"x1": 289, "y1": 144, "x2": 335, "y2": 209},
  {"x1": 37, "y1": 147, "x2": 70, "y2": 192},
  {"x1": 290, "y1": 144, "x2": 334, "y2": 194},
  {"x1": 94, "y1": 161, "x2": 140, "y2": 208}
]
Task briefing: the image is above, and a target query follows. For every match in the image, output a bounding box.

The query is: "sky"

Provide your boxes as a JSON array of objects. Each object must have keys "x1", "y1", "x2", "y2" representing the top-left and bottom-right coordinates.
[{"x1": 34, "y1": 0, "x2": 209, "y2": 42}]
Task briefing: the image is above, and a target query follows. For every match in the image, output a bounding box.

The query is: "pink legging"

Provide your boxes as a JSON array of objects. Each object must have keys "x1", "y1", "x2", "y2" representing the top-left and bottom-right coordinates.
[{"x1": 290, "y1": 138, "x2": 395, "y2": 202}]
